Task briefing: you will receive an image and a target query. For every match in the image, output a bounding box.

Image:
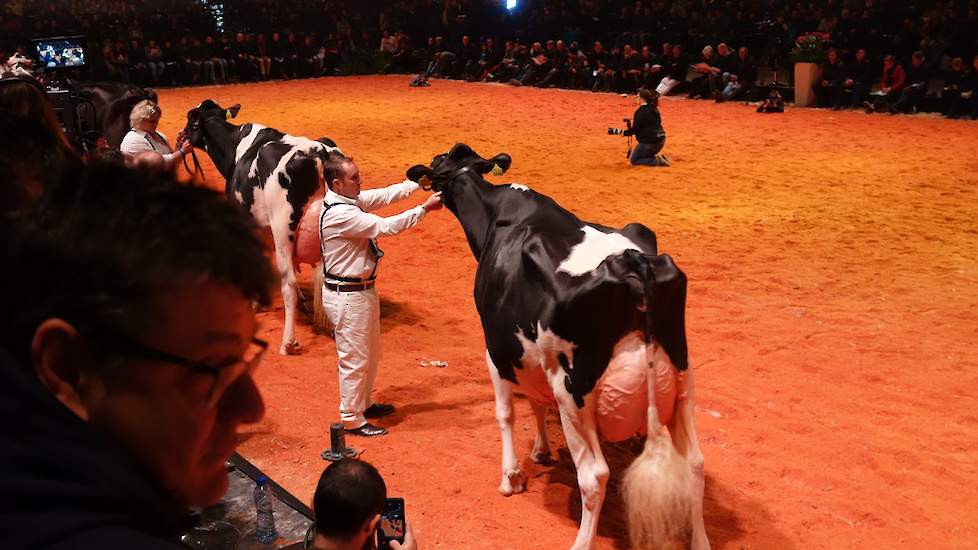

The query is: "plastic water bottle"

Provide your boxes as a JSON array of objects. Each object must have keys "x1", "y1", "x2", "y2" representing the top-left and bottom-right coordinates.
[{"x1": 254, "y1": 476, "x2": 277, "y2": 544}]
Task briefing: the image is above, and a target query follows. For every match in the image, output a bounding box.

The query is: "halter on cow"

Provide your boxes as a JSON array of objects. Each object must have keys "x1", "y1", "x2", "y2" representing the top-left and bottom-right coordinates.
[
  {"x1": 185, "y1": 99, "x2": 339, "y2": 355},
  {"x1": 406, "y1": 144, "x2": 709, "y2": 550}
]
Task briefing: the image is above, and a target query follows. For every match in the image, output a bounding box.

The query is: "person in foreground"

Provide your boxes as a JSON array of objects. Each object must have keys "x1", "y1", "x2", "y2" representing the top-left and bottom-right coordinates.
[
  {"x1": 319, "y1": 152, "x2": 443, "y2": 437},
  {"x1": 624, "y1": 88, "x2": 669, "y2": 166},
  {"x1": 312, "y1": 458, "x2": 417, "y2": 550},
  {"x1": 0, "y1": 162, "x2": 276, "y2": 549}
]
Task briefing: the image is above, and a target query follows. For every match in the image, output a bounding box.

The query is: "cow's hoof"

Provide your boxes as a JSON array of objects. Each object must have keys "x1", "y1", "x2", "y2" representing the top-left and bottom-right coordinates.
[
  {"x1": 530, "y1": 450, "x2": 554, "y2": 465},
  {"x1": 280, "y1": 341, "x2": 302, "y2": 355},
  {"x1": 498, "y1": 469, "x2": 526, "y2": 496}
]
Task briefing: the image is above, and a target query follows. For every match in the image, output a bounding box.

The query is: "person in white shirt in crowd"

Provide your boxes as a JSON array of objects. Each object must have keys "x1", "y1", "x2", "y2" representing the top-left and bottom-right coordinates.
[
  {"x1": 119, "y1": 100, "x2": 192, "y2": 170},
  {"x1": 319, "y1": 151, "x2": 442, "y2": 437}
]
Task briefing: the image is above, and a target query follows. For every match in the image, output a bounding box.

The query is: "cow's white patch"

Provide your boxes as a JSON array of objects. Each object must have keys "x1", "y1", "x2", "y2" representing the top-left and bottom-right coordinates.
[
  {"x1": 557, "y1": 226, "x2": 642, "y2": 277},
  {"x1": 510, "y1": 184, "x2": 529, "y2": 192},
  {"x1": 512, "y1": 322, "x2": 576, "y2": 405},
  {"x1": 280, "y1": 134, "x2": 331, "y2": 154},
  {"x1": 235, "y1": 124, "x2": 267, "y2": 163}
]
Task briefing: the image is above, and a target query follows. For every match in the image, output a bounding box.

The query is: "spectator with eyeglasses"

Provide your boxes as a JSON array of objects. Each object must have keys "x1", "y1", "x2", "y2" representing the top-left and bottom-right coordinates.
[{"x1": 0, "y1": 162, "x2": 276, "y2": 549}]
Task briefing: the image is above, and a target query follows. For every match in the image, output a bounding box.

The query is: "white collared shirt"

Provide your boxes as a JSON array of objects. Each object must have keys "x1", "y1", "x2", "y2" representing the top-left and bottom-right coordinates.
[{"x1": 319, "y1": 180, "x2": 425, "y2": 282}]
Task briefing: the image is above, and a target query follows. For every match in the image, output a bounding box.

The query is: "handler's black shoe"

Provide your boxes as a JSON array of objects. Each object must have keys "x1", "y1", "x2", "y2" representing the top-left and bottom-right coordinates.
[
  {"x1": 365, "y1": 403, "x2": 396, "y2": 418},
  {"x1": 345, "y1": 423, "x2": 388, "y2": 437}
]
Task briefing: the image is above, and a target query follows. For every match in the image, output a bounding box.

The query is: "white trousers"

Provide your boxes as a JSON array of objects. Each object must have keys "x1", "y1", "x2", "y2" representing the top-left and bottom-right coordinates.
[{"x1": 323, "y1": 287, "x2": 381, "y2": 429}]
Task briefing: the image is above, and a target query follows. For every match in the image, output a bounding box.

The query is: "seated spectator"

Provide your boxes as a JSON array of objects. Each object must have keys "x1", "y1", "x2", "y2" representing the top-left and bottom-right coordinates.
[
  {"x1": 206, "y1": 35, "x2": 228, "y2": 84},
  {"x1": 145, "y1": 39, "x2": 166, "y2": 85},
  {"x1": 256, "y1": 34, "x2": 272, "y2": 81},
  {"x1": 712, "y1": 42, "x2": 736, "y2": 96},
  {"x1": 864, "y1": 54, "x2": 906, "y2": 113},
  {"x1": 637, "y1": 45, "x2": 661, "y2": 90},
  {"x1": 620, "y1": 44, "x2": 644, "y2": 92},
  {"x1": 313, "y1": 458, "x2": 417, "y2": 550},
  {"x1": 120, "y1": 100, "x2": 193, "y2": 170},
  {"x1": 843, "y1": 48, "x2": 874, "y2": 109},
  {"x1": 814, "y1": 48, "x2": 846, "y2": 108},
  {"x1": 890, "y1": 51, "x2": 929, "y2": 114},
  {"x1": 268, "y1": 32, "x2": 288, "y2": 79},
  {"x1": 0, "y1": 163, "x2": 274, "y2": 548},
  {"x1": 458, "y1": 35, "x2": 480, "y2": 81},
  {"x1": 947, "y1": 55, "x2": 978, "y2": 119},
  {"x1": 539, "y1": 40, "x2": 569, "y2": 88},
  {"x1": 658, "y1": 44, "x2": 688, "y2": 96},
  {"x1": 688, "y1": 45, "x2": 718, "y2": 99},
  {"x1": 511, "y1": 42, "x2": 550, "y2": 87},
  {"x1": 718, "y1": 46, "x2": 756, "y2": 102},
  {"x1": 566, "y1": 43, "x2": 591, "y2": 89},
  {"x1": 190, "y1": 37, "x2": 216, "y2": 84}
]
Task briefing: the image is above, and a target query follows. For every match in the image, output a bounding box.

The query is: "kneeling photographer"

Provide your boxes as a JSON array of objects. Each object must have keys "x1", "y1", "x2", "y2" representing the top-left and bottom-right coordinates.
[{"x1": 615, "y1": 88, "x2": 669, "y2": 167}]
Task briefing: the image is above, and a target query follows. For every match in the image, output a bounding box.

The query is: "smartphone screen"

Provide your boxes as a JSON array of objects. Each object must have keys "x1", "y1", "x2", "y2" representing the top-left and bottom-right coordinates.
[{"x1": 376, "y1": 498, "x2": 405, "y2": 549}]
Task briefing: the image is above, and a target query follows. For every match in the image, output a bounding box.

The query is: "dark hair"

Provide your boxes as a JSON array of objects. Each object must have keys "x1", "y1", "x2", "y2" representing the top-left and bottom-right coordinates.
[
  {"x1": 0, "y1": 73, "x2": 75, "y2": 155},
  {"x1": 323, "y1": 150, "x2": 352, "y2": 189},
  {"x1": 0, "y1": 111, "x2": 79, "y2": 214},
  {"x1": 314, "y1": 458, "x2": 387, "y2": 539},
  {"x1": 0, "y1": 162, "x2": 275, "y2": 359},
  {"x1": 639, "y1": 88, "x2": 659, "y2": 106}
]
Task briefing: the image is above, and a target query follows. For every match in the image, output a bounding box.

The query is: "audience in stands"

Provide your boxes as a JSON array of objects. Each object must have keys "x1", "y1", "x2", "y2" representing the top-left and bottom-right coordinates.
[{"x1": 2, "y1": 0, "x2": 976, "y2": 117}]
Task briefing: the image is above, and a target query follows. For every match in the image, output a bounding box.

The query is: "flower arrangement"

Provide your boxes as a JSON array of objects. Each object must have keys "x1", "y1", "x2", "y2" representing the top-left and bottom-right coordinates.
[{"x1": 790, "y1": 32, "x2": 831, "y2": 63}]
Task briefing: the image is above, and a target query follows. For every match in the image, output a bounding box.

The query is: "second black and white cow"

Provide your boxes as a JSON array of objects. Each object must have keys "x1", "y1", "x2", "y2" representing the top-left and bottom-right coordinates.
[
  {"x1": 406, "y1": 144, "x2": 709, "y2": 550},
  {"x1": 186, "y1": 99, "x2": 339, "y2": 354},
  {"x1": 73, "y1": 80, "x2": 158, "y2": 148}
]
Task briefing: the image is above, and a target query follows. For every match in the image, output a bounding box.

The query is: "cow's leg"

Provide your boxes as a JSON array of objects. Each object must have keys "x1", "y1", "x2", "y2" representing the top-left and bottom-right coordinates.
[
  {"x1": 529, "y1": 401, "x2": 553, "y2": 464},
  {"x1": 487, "y1": 351, "x2": 526, "y2": 496},
  {"x1": 269, "y1": 212, "x2": 301, "y2": 355},
  {"x1": 548, "y1": 373, "x2": 609, "y2": 550},
  {"x1": 668, "y1": 367, "x2": 709, "y2": 550}
]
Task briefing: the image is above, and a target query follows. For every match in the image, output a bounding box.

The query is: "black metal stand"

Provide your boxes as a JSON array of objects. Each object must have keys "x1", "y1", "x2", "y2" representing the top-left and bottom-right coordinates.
[{"x1": 320, "y1": 423, "x2": 358, "y2": 461}]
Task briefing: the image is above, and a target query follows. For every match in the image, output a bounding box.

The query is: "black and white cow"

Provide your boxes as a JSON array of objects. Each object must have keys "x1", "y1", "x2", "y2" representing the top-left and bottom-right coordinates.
[
  {"x1": 406, "y1": 144, "x2": 709, "y2": 550},
  {"x1": 185, "y1": 99, "x2": 339, "y2": 355}
]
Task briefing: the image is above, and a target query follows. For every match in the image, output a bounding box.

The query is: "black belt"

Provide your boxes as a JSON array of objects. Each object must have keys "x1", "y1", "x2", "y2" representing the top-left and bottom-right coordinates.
[{"x1": 325, "y1": 281, "x2": 375, "y2": 292}]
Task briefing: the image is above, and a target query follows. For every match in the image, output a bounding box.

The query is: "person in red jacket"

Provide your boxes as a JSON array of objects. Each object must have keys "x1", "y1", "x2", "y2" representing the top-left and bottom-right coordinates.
[{"x1": 864, "y1": 54, "x2": 906, "y2": 113}]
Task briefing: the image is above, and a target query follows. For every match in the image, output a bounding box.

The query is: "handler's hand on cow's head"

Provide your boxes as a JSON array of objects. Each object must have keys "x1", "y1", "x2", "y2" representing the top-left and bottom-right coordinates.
[
  {"x1": 422, "y1": 192, "x2": 443, "y2": 212},
  {"x1": 180, "y1": 139, "x2": 193, "y2": 154}
]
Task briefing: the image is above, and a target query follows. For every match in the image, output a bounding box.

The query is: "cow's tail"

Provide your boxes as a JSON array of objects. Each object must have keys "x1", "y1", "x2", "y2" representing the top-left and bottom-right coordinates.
[
  {"x1": 311, "y1": 265, "x2": 328, "y2": 334},
  {"x1": 622, "y1": 252, "x2": 693, "y2": 549}
]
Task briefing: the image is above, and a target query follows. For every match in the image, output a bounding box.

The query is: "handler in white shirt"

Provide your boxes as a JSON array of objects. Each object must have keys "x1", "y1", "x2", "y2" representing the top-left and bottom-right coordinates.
[
  {"x1": 119, "y1": 100, "x2": 192, "y2": 170},
  {"x1": 320, "y1": 152, "x2": 443, "y2": 436}
]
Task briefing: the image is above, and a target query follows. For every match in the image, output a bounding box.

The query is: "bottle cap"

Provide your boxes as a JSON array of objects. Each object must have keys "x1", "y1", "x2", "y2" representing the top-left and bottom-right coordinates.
[{"x1": 256, "y1": 475, "x2": 269, "y2": 486}]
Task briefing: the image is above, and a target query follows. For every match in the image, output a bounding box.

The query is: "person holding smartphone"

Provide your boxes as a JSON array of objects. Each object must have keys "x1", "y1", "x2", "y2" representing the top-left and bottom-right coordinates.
[{"x1": 312, "y1": 458, "x2": 417, "y2": 550}]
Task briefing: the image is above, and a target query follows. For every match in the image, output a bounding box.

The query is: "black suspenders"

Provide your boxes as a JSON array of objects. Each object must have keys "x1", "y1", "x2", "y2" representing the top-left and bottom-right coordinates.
[{"x1": 319, "y1": 202, "x2": 383, "y2": 283}]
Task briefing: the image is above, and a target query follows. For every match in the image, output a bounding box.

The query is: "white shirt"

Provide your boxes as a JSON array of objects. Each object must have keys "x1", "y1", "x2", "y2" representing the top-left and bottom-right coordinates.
[
  {"x1": 320, "y1": 180, "x2": 426, "y2": 282},
  {"x1": 119, "y1": 128, "x2": 181, "y2": 165}
]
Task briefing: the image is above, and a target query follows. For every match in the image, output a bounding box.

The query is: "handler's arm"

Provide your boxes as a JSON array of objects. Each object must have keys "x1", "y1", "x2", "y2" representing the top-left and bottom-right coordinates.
[
  {"x1": 358, "y1": 180, "x2": 421, "y2": 211},
  {"x1": 330, "y1": 203, "x2": 428, "y2": 239}
]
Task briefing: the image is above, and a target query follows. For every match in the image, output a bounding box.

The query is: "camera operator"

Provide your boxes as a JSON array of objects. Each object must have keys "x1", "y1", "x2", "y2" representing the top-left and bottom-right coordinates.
[
  {"x1": 621, "y1": 88, "x2": 669, "y2": 167},
  {"x1": 312, "y1": 458, "x2": 417, "y2": 550}
]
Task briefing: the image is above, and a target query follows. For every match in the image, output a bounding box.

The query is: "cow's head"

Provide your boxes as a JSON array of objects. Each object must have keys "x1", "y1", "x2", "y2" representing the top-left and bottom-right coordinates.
[
  {"x1": 185, "y1": 99, "x2": 241, "y2": 147},
  {"x1": 406, "y1": 143, "x2": 511, "y2": 194}
]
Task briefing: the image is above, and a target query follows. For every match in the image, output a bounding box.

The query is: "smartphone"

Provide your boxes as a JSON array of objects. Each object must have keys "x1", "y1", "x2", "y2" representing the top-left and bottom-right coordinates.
[{"x1": 376, "y1": 498, "x2": 405, "y2": 550}]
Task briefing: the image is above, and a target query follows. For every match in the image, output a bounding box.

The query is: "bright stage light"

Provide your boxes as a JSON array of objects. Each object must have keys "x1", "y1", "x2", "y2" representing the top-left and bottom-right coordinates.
[{"x1": 506, "y1": 0, "x2": 517, "y2": 11}]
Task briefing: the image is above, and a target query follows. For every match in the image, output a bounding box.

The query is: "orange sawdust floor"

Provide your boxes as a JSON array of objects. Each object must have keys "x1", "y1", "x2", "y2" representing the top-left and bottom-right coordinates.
[{"x1": 158, "y1": 76, "x2": 978, "y2": 550}]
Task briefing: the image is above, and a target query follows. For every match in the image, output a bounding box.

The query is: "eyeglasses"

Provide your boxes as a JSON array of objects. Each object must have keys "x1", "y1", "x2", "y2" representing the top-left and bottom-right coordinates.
[{"x1": 101, "y1": 336, "x2": 268, "y2": 408}]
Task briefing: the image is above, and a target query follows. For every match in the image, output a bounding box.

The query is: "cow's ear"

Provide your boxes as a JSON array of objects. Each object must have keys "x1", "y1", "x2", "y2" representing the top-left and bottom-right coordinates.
[
  {"x1": 226, "y1": 104, "x2": 241, "y2": 119},
  {"x1": 489, "y1": 153, "x2": 512, "y2": 175},
  {"x1": 406, "y1": 164, "x2": 432, "y2": 183}
]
